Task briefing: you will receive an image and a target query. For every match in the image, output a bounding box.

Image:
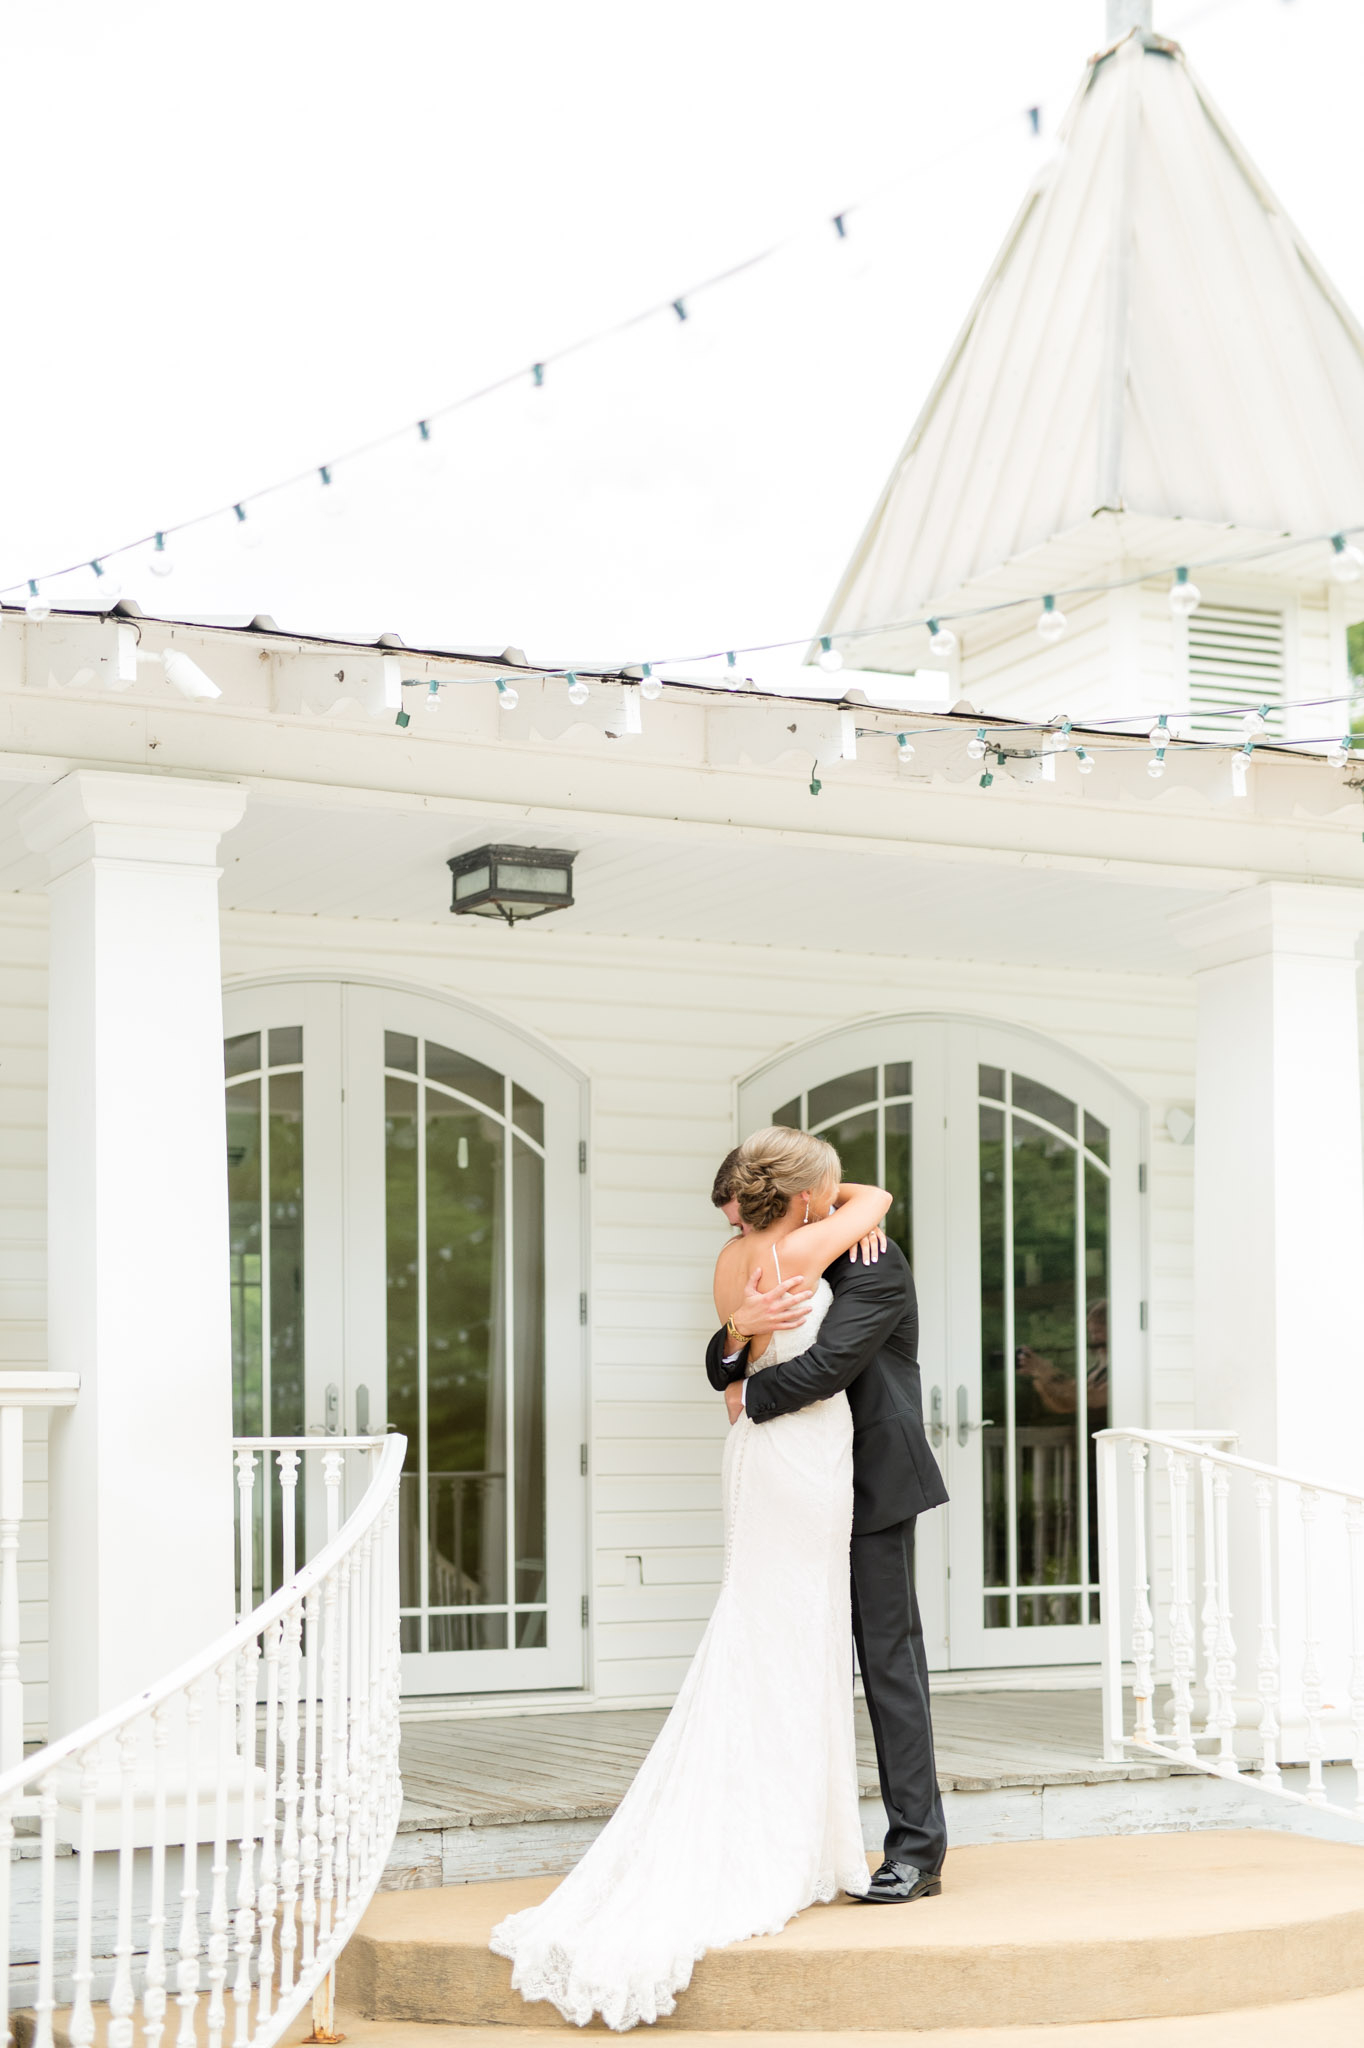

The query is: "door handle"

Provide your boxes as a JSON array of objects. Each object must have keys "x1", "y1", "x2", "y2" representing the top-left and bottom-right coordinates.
[
  {"x1": 355, "y1": 1384, "x2": 370, "y2": 1435},
  {"x1": 325, "y1": 1382, "x2": 341, "y2": 1436},
  {"x1": 929, "y1": 1386, "x2": 946, "y2": 1448},
  {"x1": 956, "y1": 1384, "x2": 995, "y2": 1447}
]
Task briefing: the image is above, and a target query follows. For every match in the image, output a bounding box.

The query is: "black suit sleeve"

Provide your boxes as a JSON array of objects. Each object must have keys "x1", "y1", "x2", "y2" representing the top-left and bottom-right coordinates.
[
  {"x1": 743, "y1": 1259, "x2": 903, "y2": 1424},
  {"x1": 705, "y1": 1326, "x2": 749, "y2": 1392}
]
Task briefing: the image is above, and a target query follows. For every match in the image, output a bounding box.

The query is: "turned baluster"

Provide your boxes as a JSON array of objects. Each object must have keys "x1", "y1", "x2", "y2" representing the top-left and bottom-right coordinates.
[
  {"x1": 1128, "y1": 1441, "x2": 1156, "y2": 1745},
  {"x1": 333, "y1": 1550, "x2": 353, "y2": 1926},
  {"x1": 1299, "y1": 1487, "x2": 1327, "y2": 1805},
  {"x1": 1165, "y1": 1448, "x2": 1197, "y2": 1763},
  {"x1": 69, "y1": 1746, "x2": 101, "y2": 2048},
  {"x1": 1198, "y1": 1454, "x2": 1220, "y2": 1744},
  {"x1": 278, "y1": 1603, "x2": 303, "y2": 1996},
  {"x1": 142, "y1": 1700, "x2": 171, "y2": 2048},
  {"x1": 1253, "y1": 1477, "x2": 1281, "y2": 1786},
  {"x1": 1339, "y1": 1494, "x2": 1364, "y2": 1822},
  {"x1": 316, "y1": 1559, "x2": 340, "y2": 1965},
  {"x1": 256, "y1": 1617, "x2": 283, "y2": 2022},
  {"x1": 33, "y1": 1784, "x2": 59, "y2": 2048},
  {"x1": 234, "y1": 1450, "x2": 257, "y2": 1623},
  {"x1": 278, "y1": 1449, "x2": 301, "y2": 1584},
  {"x1": 231, "y1": 1639, "x2": 258, "y2": 2048},
  {"x1": 299, "y1": 1587, "x2": 321, "y2": 1975},
  {"x1": 109, "y1": 1724, "x2": 140, "y2": 2048},
  {"x1": 1210, "y1": 1463, "x2": 1239, "y2": 1776},
  {"x1": 322, "y1": 1450, "x2": 344, "y2": 1546},
  {"x1": 355, "y1": 1525, "x2": 376, "y2": 1882},
  {"x1": 175, "y1": 1681, "x2": 204, "y2": 2048},
  {"x1": 206, "y1": 1660, "x2": 234, "y2": 2048}
]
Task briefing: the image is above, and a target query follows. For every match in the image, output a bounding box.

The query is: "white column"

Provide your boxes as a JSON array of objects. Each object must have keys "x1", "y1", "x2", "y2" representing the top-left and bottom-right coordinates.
[
  {"x1": 1172, "y1": 883, "x2": 1364, "y2": 1479},
  {"x1": 23, "y1": 771, "x2": 248, "y2": 1739},
  {"x1": 1173, "y1": 882, "x2": 1364, "y2": 1760}
]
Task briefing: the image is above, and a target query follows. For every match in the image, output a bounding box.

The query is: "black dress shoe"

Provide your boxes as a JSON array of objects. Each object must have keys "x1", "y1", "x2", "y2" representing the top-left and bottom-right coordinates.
[{"x1": 850, "y1": 1858, "x2": 943, "y2": 1903}]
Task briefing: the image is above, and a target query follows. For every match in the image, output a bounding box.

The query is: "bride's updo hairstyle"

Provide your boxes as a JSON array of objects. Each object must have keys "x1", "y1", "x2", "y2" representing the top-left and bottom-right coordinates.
[{"x1": 729, "y1": 1127, "x2": 841, "y2": 1232}]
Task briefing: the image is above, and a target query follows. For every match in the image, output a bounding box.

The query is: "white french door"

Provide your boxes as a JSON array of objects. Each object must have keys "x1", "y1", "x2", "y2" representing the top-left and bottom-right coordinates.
[
  {"x1": 739, "y1": 1017, "x2": 1142, "y2": 1672},
  {"x1": 223, "y1": 979, "x2": 587, "y2": 1695}
]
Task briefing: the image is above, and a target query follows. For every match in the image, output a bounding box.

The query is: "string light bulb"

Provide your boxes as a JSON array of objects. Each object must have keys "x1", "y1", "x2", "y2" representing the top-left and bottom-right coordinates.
[
  {"x1": 1326, "y1": 737, "x2": 1351, "y2": 766},
  {"x1": 416, "y1": 419, "x2": 446, "y2": 474},
  {"x1": 318, "y1": 465, "x2": 346, "y2": 518},
  {"x1": 927, "y1": 619, "x2": 957, "y2": 658},
  {"x1": 87, "y1": 560, "x2": 121, "y2": 605},
  {"x1": 25, "y1": 581, "x2": 50, "y2": 621},
  {"x1": 1242, "y1": 703, "x2": 1269, "y2": 736},
  {"x1": 1232, "y1": 740, "x2": 1253, "y2": 796},
  {"x1": 148, "y1": 532, "x2": 174, "y2": 578},
  {"x1": 496, "y1": 678, "x2": 519, "y2": 712},
  {"x1": 1331, "y1": 534, "x2": 1364, "y2": 583},
  {"x1": 967, "y1": 727, "x2": 988, "y2": 761},
  {"x1": 424, "y1": 681, "x2": 441, "y2": 714},
  {"x1": 1036, "y1": 595, "x2": 1067, "y2": 643},
  {"x1": 566, "y1": 672, "x2": 589, "y2": 707},
  {"x1": 1148, "y1": 714, "x2": 1170, "y2": 748},
  {"x1": 1169, "y1": 566, "x2": 1201, "y2": 617},
  {"x1": 1076, "y1": 748, "x2": 1095, "y2": 774},
  {"x1": 234, "y1": 503, "x2": 262, "y2": 550},
  {"x1": 896, "y1": 733, "x2": 915, "y2": 764},
  {"x1": 818, "y1": 636, "x2": 844, "y2": 674},
  {"x1": 724, "y1": 651, "x2": 743, "y2": 688},
  {"x1": 1147, "y1": 747, "x2": 1167, "y2": 779},
  {"x1": 640, "y1": 664, "x2": 663, "y2": 700}
]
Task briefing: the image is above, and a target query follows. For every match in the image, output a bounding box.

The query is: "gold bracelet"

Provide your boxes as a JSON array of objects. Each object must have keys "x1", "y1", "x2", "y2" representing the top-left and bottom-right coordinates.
[{"x1": 726, "y1": 1317, "x2": 743, "y2": 1345}]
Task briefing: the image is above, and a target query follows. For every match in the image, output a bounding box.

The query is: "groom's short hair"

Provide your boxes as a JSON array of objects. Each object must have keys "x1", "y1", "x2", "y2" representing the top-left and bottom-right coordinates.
[{"x1": 711, "y1": 1148, "x2": 742, "y2": 1208}]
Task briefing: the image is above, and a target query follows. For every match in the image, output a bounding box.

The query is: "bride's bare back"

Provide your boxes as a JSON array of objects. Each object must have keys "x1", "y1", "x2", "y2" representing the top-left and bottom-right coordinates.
[{"x1": 714, "y1": 1180, "x2": 892, "y2": 1361}]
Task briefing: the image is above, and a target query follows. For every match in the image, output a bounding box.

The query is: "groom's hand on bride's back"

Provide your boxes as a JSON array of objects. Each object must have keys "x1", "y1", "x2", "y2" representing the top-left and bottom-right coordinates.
[{"x1": 731, "y1": 1268, "x2": 813, "y2": 1339}]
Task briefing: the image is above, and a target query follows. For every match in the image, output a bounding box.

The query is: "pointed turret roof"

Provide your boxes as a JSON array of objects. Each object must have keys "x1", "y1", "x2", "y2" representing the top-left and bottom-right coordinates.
[{"x1": 822, "y1": 29, "x2": 1364, "y2": 670}]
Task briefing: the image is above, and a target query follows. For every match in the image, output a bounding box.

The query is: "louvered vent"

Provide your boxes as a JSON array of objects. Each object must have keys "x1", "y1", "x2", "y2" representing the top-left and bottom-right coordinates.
[{"x1": 1187, "y1": 603, "x2": 1284, "y2": 737}]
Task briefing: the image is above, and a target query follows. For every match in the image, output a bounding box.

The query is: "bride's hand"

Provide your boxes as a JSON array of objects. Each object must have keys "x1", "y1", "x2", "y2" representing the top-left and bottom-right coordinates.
[
  {"x1": 724, "y1": 1384, "x2": 744, "y2": 1425},
  {"x1": 850, "y1": 1228, "x2": 888, "y2": 1266}
]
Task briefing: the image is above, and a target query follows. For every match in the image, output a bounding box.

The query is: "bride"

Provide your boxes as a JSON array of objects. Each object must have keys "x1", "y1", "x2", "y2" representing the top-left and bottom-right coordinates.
[{"x1": 490, "y1": 1127, "x2": 892, "y2": 2030}]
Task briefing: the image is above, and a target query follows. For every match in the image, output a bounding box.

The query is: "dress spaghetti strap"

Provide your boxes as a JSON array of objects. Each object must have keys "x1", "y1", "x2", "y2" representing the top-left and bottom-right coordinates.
[{"x1": 772, "y1": 1244, "x2": 782, "y2": 1284}]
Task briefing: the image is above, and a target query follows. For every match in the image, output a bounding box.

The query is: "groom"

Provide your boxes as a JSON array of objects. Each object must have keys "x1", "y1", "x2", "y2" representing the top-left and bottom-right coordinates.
[{"x1": 705, "y1": 1153, "x2": 949, "y2": 1901}]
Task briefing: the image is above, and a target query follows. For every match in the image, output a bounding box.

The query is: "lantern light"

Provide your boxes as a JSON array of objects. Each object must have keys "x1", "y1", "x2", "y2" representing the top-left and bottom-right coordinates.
[{"x1": 447, "y1": 845, "x2": 577, "y2": 925}]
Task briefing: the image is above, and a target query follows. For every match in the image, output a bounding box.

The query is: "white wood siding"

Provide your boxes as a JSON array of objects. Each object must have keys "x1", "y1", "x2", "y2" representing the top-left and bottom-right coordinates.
[
  {"x1": 0, "y1": 894, "x2": 1200, "y2": 1715},
  {"x1": 0, "y1": 896, "x2": 51, "y2": 1734}
]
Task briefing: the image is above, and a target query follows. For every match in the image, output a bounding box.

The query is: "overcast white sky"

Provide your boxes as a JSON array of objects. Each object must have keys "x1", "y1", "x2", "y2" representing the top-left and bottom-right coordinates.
[{"x1": 2, "y1": 0, "x2": 1359, "y2": 687}]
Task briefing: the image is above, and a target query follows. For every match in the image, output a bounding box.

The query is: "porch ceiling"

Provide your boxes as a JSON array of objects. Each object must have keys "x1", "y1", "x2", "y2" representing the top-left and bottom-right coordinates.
[{"x1": 203, "y1": 798, "x2": 1214, "y2": 975}]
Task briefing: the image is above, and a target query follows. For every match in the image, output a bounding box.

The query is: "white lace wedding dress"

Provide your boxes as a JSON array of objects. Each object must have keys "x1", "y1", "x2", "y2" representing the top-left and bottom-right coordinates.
[{"x1": 489, "y1": 1271, "x2": 867, "y2": 2030}]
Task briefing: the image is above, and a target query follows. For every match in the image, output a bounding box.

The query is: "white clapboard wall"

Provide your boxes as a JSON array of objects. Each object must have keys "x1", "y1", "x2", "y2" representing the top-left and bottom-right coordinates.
[{"x1": 0, "y1": 893, "x2": 1212, "y2": 1727}]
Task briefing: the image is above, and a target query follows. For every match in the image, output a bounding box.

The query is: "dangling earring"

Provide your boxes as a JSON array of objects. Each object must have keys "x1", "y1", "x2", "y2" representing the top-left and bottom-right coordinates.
[{"x1": 803, "y1": 1200, "x2": 810, "y2": 1225}]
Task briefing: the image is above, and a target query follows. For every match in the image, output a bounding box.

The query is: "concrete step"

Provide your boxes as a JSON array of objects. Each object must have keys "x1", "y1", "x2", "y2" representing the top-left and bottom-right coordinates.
[
  {"x1": 338, "y1": 1828, "x2": 1364, "y2": 2032},
  {"x1": 283, "y1": 1984, "x2": 1364, "y2": 2045}
]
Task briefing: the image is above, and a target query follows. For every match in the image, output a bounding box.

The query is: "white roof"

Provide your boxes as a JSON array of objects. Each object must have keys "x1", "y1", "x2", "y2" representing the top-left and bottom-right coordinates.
[{"x1": 821, "y1": 30, "x2": 1364, "y2": 670}]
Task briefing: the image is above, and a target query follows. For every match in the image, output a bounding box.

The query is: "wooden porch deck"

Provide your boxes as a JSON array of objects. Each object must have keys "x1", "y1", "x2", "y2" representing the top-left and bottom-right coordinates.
[{"x1": 397, "y1": 1685, "x2": 1164, "y2": 1832}]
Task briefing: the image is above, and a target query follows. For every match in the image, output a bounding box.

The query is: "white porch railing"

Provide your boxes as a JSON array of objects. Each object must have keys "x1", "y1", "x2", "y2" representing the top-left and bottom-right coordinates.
[
  {"x1": 1, "y1": 1430, "x2": 405, "y2": 2048},
  {"x1": 1097, "y1": 1427, "x2": 1364, "y2": 1827},
  {"x1": 0, "y1": 1374, "x2": 81, "y2": 1776}
]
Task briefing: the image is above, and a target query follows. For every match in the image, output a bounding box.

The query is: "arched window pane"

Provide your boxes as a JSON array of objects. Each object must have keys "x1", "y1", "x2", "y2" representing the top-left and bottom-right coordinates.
[
  {"x1": 809, "y1": 1067, "x2": 877, "y2": 1128},
  {"x1": 1011, "y1": 1073, "x2": 1077, "y2": 1137},
  {"x1": 426, "y1": 1038, "x2": 503, "y2": 1113}
]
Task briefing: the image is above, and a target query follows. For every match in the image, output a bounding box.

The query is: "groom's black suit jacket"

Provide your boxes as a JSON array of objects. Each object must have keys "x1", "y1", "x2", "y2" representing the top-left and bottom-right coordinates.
[{"x1": 705, "y1": 1240, "x2": 948, "y2": 1536}]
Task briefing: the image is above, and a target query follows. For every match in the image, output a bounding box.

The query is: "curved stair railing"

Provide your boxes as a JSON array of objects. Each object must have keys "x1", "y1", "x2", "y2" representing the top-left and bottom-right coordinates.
[
  {"x1": 1097, "y1": 1427, "x2": 1364, "y2": 1828},
  {"x1": 1, "y1": 1431, "x2": 405, "y2": 2048}
]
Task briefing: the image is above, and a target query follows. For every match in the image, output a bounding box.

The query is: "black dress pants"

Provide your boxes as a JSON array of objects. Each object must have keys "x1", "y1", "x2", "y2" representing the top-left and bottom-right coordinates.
[{"x1": 850, "y1": 1515, "x2": 948, "y2": 1874}]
